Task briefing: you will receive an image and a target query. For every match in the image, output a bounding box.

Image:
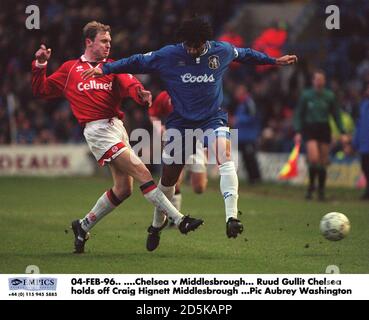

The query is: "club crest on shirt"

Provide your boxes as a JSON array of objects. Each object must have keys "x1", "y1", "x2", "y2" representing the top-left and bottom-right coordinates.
[
  {"x1": 208, "y1": 55, "x2": 220, "y2": 69},
  {"x1": 76, "y1": 65, "x2": 84, "y2": 72}
]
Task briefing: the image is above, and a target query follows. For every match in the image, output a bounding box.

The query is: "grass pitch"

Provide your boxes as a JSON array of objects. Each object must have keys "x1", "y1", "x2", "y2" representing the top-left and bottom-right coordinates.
[{"x1": 0, "y1": 177, "x2": 368, "y2": 274}]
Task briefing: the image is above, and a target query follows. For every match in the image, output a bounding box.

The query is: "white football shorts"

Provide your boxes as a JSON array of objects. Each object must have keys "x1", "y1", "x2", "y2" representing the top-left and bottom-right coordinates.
[{"x1": 84, "y1": 117, "x2": 130, "y2": 166}]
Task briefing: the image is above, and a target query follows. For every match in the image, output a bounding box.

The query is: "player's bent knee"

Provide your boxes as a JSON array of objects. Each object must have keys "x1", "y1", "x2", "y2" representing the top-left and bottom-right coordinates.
[
  {"x1": 193, "y1": 185, "x2": 206, "y2": 194},
  {"x1": 308, "y1": 157, "x2": 320, "y2": 166},
  {"x1": 192, "y1": 174, "x2": 207, "y2": 194},
  {"x1": 309, "y1": 160, "x2": 320, "y2": 166}
]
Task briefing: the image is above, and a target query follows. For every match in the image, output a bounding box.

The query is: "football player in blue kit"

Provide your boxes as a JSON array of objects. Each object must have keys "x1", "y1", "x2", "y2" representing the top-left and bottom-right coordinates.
[{"x1": 82, "y1": 17, "x2": 297, "y2": 251}]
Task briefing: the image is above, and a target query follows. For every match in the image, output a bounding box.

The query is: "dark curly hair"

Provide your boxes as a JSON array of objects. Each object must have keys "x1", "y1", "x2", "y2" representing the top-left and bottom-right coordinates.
[{"x1": 176, "y1": 17, "x2": 213, "y2": 46}]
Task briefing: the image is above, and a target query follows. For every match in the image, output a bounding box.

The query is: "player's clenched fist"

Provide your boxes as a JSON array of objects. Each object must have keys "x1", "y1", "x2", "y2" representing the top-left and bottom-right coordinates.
[
  {"x1": 276, "y1": 55, "x2": 298, "y2": 65},
  {"x1": 35, "y1": 44, "x2": 52, "y2": 63},
  {"x1": 137, "y1": 87, "x2": 152, "y2": 107}
]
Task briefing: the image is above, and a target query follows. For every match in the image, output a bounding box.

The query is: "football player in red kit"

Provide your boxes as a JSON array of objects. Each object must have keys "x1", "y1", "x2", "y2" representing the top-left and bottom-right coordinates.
[{"x1": 32, "y1": 21, "x2": 203, "y2": 254}]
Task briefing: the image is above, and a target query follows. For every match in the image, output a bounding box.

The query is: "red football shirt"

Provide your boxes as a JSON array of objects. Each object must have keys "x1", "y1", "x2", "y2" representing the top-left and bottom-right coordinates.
[
  {"x1": 149, "y1": 91, "x2": 173, "y2": 118},
  {"x1": 32, "y1": 55, "x2": 145, "y2": 124}
]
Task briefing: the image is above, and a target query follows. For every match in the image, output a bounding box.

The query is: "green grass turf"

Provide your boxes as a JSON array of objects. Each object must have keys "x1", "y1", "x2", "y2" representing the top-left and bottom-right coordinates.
[{"x1": 0, "y1": 177, "x2": 368, "y2": 274}]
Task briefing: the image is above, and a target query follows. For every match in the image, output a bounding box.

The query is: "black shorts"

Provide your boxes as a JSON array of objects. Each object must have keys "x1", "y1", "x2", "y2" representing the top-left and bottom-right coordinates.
[{"x1": 303, "y1": 123, "x2": 331, "y2": 144}]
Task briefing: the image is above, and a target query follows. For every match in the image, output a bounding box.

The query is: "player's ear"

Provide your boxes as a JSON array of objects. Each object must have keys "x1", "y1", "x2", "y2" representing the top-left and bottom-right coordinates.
[{"x1": 85, "y1": 38, "x2": 93, "y2": 47}]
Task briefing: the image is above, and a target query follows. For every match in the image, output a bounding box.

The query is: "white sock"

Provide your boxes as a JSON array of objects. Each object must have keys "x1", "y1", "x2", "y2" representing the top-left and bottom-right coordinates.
[
  {"x1": 152, "y1": 179, "x2": 175, "y2": 227},
  {"x1": 80, "y1": 189, "x2": 121, "y2": 232},
  {"x1": 172, "y1": 192, "x2": 182, "y2": 211},
  {"x1": 141, "y1": 181, "x2": 183, "y2": 226},
  {"x1": 219, "y1": 161, "x2": 239, "y2": 222}
]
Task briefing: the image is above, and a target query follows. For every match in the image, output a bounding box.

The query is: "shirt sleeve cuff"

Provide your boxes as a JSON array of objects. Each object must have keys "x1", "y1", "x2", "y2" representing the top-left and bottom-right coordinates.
[
  {"x1": 35, "y1": 60, "x2": 48, "y2": 68},
  {"x1": 102, "y1": 64, "x2": 110, "y2": 75}
]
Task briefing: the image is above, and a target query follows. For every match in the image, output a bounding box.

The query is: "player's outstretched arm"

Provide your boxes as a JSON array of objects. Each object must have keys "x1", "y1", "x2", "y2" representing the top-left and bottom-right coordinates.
[
  {"x1": 82, "y1": 51, "x2": 161, "y2": 80},
  {"x1": 234, "y1": 46, "x2": 297, "y2": 66},
  {"x1": 234, "y1": 47, "x2": 276, "y2": 65},
  {"x1": 82, "y1": 55, "x2": 146, "y2": 80}
]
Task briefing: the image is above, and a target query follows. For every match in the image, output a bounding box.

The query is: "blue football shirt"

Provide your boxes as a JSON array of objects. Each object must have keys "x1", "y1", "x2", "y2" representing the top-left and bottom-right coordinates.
[{"x1": 103, "y1": 41, "x2": 276, "y2": 121}]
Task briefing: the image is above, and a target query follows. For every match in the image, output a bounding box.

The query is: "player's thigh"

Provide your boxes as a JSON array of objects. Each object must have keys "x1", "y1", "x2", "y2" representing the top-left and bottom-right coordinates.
[
  {"x1": 110, "y1": 148, "x2": 152, "y2": 185},
  {"x1": 161, "y1": 164, "x2": 185, "y2": 186},
  {"x1": 210, "y1": 136, "x2": 231, "y2": 165},
  {"x1": 305, "y1": 140, "x2": 320, "y2": 164},
  {"x1": 318, "y1": 143, "x2": 330, "y2": 166},
  {"x1": 191, "y1": 172, "x2": 207, "y2": 194}
]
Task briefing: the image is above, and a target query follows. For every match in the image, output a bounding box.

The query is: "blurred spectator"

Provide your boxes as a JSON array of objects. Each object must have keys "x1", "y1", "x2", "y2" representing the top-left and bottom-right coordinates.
[
  {"x1": 293, "y1": 70, "x2": 347, "y2": 200},
  {"x1": 252, "y1": 21, "x2": 288, "y2": 73},
  {"x1": 0, "y1": 0, "x2": 240, "y2": 145},
  {"x1": 218, "y1": 22, "x2": 244, "y2": 48},
  {"x1": 218, "y1": 22, "x2": 245, "y2": 70},
  {"x1": 0, "y1": 0, "x2": 368, "y2": 158},
  {"x1": 329, "y1": 110, "x2": 355, "y2": 150},
  {"x1": 353, "y1": 83, "x2": 369, "y2": 200},
  {"x1": 232, "y1": 84, "x2": 262, "y2": 184},
  {"x1": 0, "y1": 98, "x2": 10, "y2": 144}
]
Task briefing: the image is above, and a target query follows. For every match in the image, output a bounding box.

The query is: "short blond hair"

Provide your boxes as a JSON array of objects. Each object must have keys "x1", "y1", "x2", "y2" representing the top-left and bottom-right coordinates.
[{"x1": 83, "y1": 21, "x2": 111, "y2": 42}]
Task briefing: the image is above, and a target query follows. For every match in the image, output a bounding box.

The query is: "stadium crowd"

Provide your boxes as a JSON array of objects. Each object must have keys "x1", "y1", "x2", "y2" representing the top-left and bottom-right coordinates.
[{"x1": 0, "y1": 0, "x2": 368, "y2": 156}]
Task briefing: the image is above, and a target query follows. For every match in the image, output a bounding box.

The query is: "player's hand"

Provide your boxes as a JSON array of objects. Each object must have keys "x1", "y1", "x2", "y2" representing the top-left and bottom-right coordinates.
[
  {"x1": 35, "y1": 44, "x2": 52, "y2": 63},
  {"x1": 137, "y1": 87, "x2": 152, "y2": 107},
  {"x1": 276, "y1": 55, "x2": 298, "y2": 66},
  {"x1": 81, "y1": 67, "x2": 104, "y2": 80},
  {"x1": 294, "y1": 133, "x2": 302, "y2": 145}
]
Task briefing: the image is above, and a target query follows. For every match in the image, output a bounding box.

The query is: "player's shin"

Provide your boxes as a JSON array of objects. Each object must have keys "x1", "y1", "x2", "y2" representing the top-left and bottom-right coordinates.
[
  {"x1": 141, "y1": 180, "x2": 183, "y2": 225},
  {"x1": 152, "y1": 179, "x2": 175, "y2": 227},
  {"x1": 80, "y1": 189, "x2": 122, "y2": 232},
  {"x1": 219, "y1": 161, "x2": 239, "y2": 221},
  {"x1": 172, "y1": 190, "x2": 182, "y2": 211}
]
